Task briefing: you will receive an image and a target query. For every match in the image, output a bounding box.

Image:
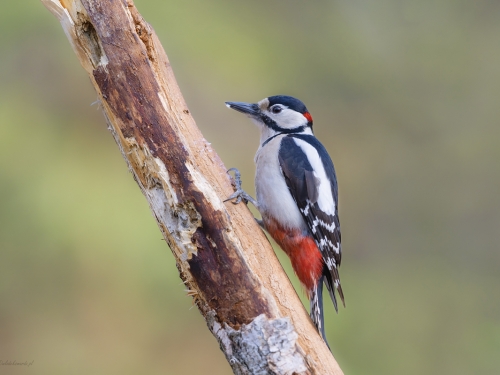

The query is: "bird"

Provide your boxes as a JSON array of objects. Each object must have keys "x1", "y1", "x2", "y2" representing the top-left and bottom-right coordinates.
[{"x1": 224, "y1": 95, "x2": 344, "y2": 348}]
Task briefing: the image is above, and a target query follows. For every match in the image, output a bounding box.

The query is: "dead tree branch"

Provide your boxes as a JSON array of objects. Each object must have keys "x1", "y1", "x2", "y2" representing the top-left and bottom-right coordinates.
[{"x1": 40, "y1": 1, "x2": 344, "y2": 373}]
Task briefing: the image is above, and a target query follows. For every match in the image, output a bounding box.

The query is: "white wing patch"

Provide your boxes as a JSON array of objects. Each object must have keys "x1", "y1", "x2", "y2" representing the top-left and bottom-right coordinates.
[{"x1": 292, "y1": 138, "x2": 336, "y2": 216}]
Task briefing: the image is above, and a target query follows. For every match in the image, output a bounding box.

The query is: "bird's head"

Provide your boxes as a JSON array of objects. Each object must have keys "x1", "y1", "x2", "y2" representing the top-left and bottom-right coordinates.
[{"x1": 226, "y1": 95, "x2": 313, "y2": 140}]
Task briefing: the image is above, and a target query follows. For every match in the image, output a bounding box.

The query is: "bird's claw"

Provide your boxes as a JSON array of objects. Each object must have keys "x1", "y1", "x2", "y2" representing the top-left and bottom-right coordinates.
[
  {"x1": 227, "y1": 167, "x2": 243, "y2": 191},
  {"x1": 225, "y1": 168, "x2": 257, "y2": 206},
  {"x1": 225, "y1": 190, "x2": 247, "y2": 205}
]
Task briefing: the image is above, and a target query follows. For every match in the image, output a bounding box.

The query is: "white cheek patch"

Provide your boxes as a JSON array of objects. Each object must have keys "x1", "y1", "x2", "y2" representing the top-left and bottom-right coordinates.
[
  {"x1": 267, "y1": 108, "x2": 308, "y2": 129},
  {"x1": 292, "y1": 138, "x2": 336, "y2": 216}
]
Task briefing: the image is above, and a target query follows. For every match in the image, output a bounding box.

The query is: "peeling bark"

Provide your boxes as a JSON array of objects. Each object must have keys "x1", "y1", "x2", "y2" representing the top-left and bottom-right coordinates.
[
  {"x1": 40, "y1": 0, "x2": 344, "y2": 374},
  {"x1": 208, "y1": 313, "x2": 308, "y2": 375}
]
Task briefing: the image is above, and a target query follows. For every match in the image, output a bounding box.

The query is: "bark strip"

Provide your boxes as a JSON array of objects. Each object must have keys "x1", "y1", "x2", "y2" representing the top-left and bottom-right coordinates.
[{"x1": 40, "y1": 1, "x2": 344, "y2": 374}]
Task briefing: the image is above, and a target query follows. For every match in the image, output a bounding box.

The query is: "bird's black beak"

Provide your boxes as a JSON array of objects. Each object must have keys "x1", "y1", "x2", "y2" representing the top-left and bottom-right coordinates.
[{"x1": 225, "y1": 101, "x2": 261, "y2": 117}]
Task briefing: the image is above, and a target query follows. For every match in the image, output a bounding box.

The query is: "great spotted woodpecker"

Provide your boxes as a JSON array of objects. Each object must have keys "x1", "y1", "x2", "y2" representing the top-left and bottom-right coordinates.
[{"x1": 225, "y1": 95, "x2": 344, "y2": 347}]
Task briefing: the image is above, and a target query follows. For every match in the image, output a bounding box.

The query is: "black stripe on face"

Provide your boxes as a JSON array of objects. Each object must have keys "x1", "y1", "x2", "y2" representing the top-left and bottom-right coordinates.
[{"x1": 261, "y1": 114, "x2": 306, "y2": 134}]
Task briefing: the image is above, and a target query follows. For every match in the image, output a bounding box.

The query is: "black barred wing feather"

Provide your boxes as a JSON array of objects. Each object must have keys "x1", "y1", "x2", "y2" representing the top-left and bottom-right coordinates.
[{"x1": 278, "y1": 134, "x2": 344, "y2": 310}]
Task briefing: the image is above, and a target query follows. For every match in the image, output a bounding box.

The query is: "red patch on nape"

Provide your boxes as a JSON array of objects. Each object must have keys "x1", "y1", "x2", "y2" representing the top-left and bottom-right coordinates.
[{"x1": 303, "y1": 112, "x2": 313, "y2": 123}]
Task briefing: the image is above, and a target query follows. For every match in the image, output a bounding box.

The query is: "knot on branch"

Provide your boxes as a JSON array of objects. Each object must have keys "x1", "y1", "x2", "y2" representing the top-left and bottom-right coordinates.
[{"x1": 75, "y1": 10, "x2": 108, "y2": 68}]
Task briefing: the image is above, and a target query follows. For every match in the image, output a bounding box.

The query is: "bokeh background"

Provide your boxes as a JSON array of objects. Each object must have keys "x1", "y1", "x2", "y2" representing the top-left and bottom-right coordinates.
[{"x1": 1, "y1": 1, "x2": 499, "y2": 374}]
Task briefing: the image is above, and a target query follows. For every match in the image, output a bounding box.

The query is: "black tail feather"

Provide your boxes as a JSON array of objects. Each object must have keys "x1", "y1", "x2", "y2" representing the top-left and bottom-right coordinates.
[
  {"x1": 324, "y1": 264, "x2": 345, "y2": 310},
  {"x1": 310, "y1": 275, "x2": 331, "y2": 350}
]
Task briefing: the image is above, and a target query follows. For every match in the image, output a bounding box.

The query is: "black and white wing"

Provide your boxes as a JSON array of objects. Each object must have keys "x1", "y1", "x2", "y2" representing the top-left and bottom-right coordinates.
[{"x1": 278, "y1": 134, "x2": 344, "y2": 310}]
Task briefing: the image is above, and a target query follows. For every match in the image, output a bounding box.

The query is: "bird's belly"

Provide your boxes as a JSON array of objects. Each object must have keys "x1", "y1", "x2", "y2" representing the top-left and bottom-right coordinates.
[
  {"x1": 255, "y1": 144, "x2": 307, "y2": 232},
  {"x1": 254, "y1": 138, "x2": 322, "y2": 293}
]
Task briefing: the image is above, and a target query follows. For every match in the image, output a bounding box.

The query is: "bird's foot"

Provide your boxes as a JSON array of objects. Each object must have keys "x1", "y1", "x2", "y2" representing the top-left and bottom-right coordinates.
[
  {"x1": 255, "y1": 218, "x2": 264, "y2": 229},
  {"x1": 225, "y1": 168, "x2": 259, "y2": 207}
]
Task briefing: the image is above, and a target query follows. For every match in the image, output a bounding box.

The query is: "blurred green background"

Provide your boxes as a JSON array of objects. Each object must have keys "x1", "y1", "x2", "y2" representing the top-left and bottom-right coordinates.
[{"x1": 1, "y1": 1, "x2": 499, "y2": 374}]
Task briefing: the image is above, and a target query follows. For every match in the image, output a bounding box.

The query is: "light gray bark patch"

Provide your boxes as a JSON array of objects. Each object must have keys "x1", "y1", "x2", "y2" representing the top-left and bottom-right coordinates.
[{"x1": 209, "y1": 313, "x2": 308, "y2": 375}]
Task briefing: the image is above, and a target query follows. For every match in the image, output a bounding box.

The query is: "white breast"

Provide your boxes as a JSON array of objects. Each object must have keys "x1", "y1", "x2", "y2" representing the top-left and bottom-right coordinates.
[{"x1": 254, "y1": 136, "x2": 307, "y2": 231}]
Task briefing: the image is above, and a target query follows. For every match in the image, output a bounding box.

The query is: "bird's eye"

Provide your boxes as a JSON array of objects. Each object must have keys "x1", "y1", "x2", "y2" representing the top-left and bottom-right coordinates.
[{"x1": 271, "y1": 106, "x2": 282, "y2": 114}]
